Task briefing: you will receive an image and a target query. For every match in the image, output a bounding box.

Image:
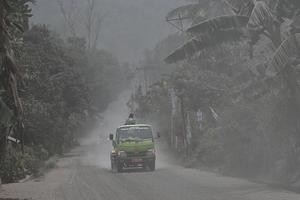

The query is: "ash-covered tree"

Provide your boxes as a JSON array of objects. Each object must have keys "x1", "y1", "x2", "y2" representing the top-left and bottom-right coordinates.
[
  {"x1": 133, "y1": 0, "x2": 300, "y2": 182},
  {"x1": 0, "y1": 0, "x2": 33, "y2": 158},
  {"x1": 17, "y1": 25, "x2": 90, "y2": 155}
]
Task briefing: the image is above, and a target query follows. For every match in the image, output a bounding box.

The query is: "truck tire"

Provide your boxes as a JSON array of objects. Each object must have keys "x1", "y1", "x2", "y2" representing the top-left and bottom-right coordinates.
[
  {"x1": 112, "y1": 162, "x2": 123, "y2": 173},
  {"x1": 112, "y1": 160, "x2": 123, "y2": 173},
  {"x1": 149, "y1": 160, "x2": 155, "y2": 171},
  {"x1": 117, "y1": 161, "x2": 123, "y2": 173},
  {"x1": 111, "y1": 161, "x2": 117, "y2": 173}
]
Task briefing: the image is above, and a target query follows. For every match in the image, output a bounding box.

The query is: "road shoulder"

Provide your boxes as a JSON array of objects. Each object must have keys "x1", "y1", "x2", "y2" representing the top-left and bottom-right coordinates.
[{"x1": 0, "y1": 149, "x2": 80, "y2": 200}]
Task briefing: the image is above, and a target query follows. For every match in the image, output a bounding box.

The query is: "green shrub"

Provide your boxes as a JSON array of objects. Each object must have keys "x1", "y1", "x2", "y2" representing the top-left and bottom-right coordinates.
[
  {"x1": 44, "y1": 155, "x2": 58, "y2": 170},
  {"x1": 197, "y1": 128, "x2": 224, "y2": 167},
  {"x1": 0, "y1": 145, "x2": 46, "y2": 183}
]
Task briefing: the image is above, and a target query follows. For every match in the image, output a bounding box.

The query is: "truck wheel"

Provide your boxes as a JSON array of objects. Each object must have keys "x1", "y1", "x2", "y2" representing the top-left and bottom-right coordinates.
[
  {"x1": 149, "y1": 160, "x2": 155, "y2": 171},
  {"x1": 112, "y1": 162, "x2": 122, "y2": 173},
  {"x1": 117, "y1": 162, "x2": 123, "y2": 172},
  {"x1": 111, "y1": 161, "x2": 117, "y2": 173}
]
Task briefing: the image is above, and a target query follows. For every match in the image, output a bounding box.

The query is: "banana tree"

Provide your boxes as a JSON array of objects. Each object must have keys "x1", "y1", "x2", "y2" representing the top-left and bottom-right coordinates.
[
  {"x1": 165, "y1": 0, "x2": 300, "y2": 85},
  {"x1": 165, "y1": 1, "x2": 282, "y2": 63},
  {"x1": 165, "y1": 0, "x2": 300, "y2": 107}
]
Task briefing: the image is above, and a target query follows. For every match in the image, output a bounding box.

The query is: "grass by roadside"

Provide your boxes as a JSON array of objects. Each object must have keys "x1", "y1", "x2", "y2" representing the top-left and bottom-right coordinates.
[
  {"x1": 0, "y1": 144, "x2": 69, "y2": 184},
  {"x1": 180, "y1": 155, "x2": 300, "y2": 194},
  {"x1": 0, "y1": 147, "x2": 80, "y2": 200}
]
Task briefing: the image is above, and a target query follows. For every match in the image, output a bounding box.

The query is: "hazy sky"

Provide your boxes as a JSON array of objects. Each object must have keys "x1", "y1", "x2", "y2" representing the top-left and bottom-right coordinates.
[{"x1": 31, "y1": 0, "x2": 183, "y2": 63}]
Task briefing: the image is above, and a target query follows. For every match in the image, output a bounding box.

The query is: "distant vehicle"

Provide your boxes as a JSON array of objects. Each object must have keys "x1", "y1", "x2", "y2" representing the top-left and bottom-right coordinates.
[{"x1": 109, "y1": 124, "x2": 158, "y2": 172}]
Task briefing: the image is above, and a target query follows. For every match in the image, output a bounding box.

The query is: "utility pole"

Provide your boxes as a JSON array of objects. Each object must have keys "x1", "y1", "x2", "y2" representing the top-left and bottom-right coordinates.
[
  {"x1": 136, "y1": 64, "x2": 157, "y2": 93},
  {"x1": 169, "y1": 89, "x2": 176, "y2": 149},
  {"x1": 179, "y1": 96, "x2": 189, "y2": 158},
  {"x1": 143, "y1": 66, "x2": 148, "y2": 92},
  {"x1": 0, "y1": 0, "x2": 5, "y2": 54},
  {"x1": 135, "y1": 66, "x2": 147, "y2": 93}
]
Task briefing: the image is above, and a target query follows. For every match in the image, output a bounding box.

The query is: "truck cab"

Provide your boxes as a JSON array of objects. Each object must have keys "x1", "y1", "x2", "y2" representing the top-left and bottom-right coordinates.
[{"x1": 110, "y1": 124, "x2": 156, "y2": 172}]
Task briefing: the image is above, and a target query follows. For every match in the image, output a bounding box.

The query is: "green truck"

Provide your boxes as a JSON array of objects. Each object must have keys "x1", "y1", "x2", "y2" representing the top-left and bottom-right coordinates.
[{"x1": 109, "y1": 124, "x2": 157, "y2": 172}]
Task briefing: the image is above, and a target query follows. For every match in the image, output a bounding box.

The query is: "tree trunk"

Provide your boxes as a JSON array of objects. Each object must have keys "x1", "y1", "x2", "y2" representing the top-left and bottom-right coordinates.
[
  {"x1": 270, "y1": 25, "x2": 282, "y2": 48},
  {"x1": 285, "y1": 65, "x2": 300, "y2": 113},
  {"x1": 283, "y1": 35, "x2": 300, "y2": 114},
  {"x1": 0, "y1": 0, "x2": 5, "y2": 53},
  {"x1": 0, "y1": 0, "x2": 7, "y2": 159}
]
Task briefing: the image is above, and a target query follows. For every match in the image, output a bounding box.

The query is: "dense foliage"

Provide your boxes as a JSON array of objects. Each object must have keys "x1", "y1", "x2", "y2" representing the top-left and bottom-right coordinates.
[
  {"x1": 0, "y1": 23, "x2": 131, "y2": 182},
  {"x1": 132, "y1": 0, "x2": 300, "y2": 186},
  {"x1": 0, "y1": 0, "x2": 33, "y2": 183}
]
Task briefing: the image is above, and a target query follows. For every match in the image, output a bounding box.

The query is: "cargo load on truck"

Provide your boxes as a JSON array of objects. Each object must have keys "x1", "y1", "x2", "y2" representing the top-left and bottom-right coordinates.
[{"x1": 125, "y1": 113, "x2": 136, "y2": 125}]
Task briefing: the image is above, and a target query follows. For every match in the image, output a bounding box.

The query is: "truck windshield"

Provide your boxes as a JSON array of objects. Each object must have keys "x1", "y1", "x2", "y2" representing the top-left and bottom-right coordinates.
[{"x1": 117, "y1": 126, "x2": 153, "y2": 141}]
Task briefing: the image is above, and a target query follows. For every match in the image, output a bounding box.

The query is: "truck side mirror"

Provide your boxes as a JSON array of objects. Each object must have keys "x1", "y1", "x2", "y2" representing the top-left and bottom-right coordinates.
[
  {"x1": 109, "y1": 133, "x2": 114, "y2": 141},
  {"x1": 157, "y1": 132, "x2": 161, "y2": 138}
]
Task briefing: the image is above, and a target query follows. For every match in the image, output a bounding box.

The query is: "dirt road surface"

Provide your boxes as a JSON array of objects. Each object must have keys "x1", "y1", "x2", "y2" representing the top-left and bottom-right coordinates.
[
  {"x1": 1, "y1": 93, "x2": 300, "y2": 200},
  {"x1": 1, "y1": 140, "x2": 300, "y2": 200}
]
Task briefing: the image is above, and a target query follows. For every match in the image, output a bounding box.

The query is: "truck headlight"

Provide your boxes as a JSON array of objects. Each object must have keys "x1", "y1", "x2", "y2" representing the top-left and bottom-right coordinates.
[
  {"x1": 118, "y1": 151, "x2": 127, "y2": 158},
  {"x1": 111, "y1": 150, "x2": 117, "y2": 156},
  {"x1": 146, "y1": 149, "x2": 155, "y2": 156}
]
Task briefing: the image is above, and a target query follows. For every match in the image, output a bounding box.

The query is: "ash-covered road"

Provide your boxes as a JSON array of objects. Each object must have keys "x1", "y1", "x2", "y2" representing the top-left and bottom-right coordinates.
[
  {"x1": 50, "y1": 141, "x2": 300, "y2": 200},
  {"x1": 2, "y1": 136, "x2": 300, "y2": 200},
  {"x1": 2, "y1": 93, "x2": 300, "y2": 200}
]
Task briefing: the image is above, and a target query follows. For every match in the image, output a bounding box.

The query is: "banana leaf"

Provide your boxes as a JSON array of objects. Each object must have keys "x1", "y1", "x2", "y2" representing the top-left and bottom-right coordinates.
[
  {"x1": 266, "y1": 33, "x2": 300, "y2": 77},
  {"x1": 166, "y1": 3, "x2": 206, "y2": 22},
  {"x1": 187, "y1": 15, "x2": 249, "y2": 35},
  {"x1": 290, "y1": 15, "x2": 300, "y2": 34},
  {"x1": 166, "y1": 2, "x2": 210, "y2": 30},
  {"x1": 164, "y1": 28, "x2": 248, "y2": 64},
  {"x1": 247, "y1": 1, "x2": 275, "y2": 30},
  {"x1": 224, "y1": 0, "x2": 254, "y2": 16},
  {"x1": 275, "y1": 0, "x2": 300, "y2": 19}
]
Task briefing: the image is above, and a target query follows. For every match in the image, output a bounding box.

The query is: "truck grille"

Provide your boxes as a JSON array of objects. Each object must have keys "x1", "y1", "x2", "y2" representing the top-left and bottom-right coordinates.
[{"x1": 126, "y1": 151, "x2": 147, "y2": 157}]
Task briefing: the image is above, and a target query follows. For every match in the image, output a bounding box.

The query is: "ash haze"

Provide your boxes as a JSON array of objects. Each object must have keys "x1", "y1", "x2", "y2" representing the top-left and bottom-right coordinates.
[
  {"x1": 2, "y1": 0, "x2": 300, "y2": 200},
  {"x1": 31, "y1": 0, "x2": 182, "y2": 62}
]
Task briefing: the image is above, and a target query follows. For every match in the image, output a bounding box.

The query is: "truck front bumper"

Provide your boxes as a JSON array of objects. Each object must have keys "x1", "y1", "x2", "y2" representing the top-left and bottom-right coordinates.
[{"x1": 118, "y1": 155, "x2": 155, "y2": 167}]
